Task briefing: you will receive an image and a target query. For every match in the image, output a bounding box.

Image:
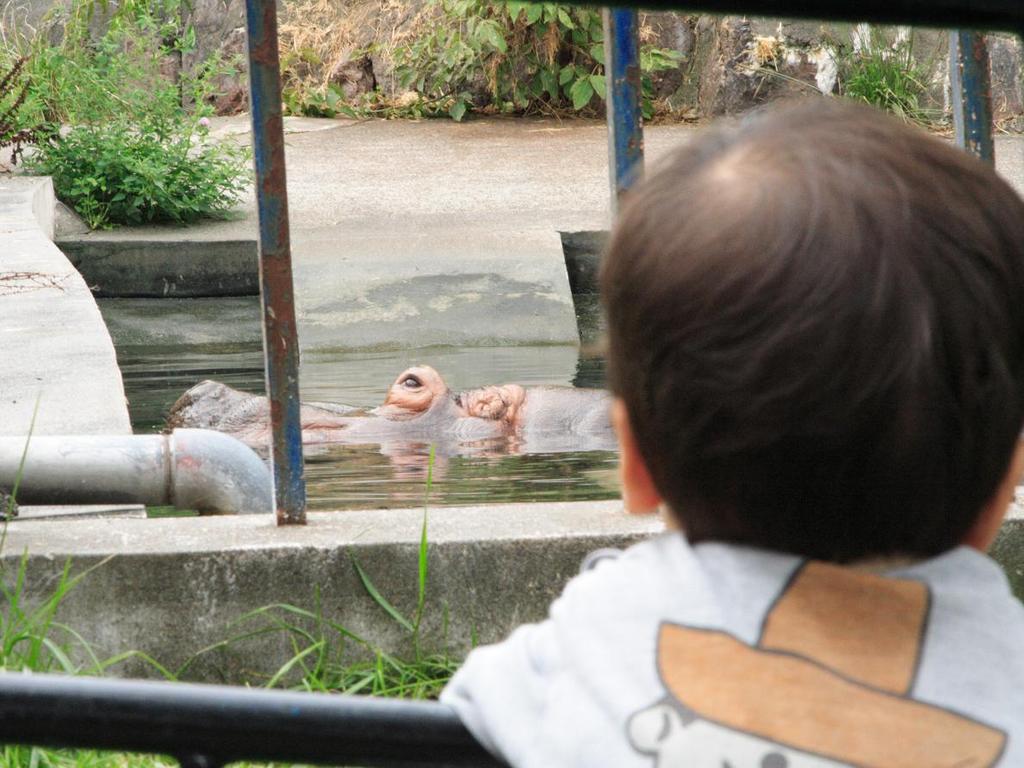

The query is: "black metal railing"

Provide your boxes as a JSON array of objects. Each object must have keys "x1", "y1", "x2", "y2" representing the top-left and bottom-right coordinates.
[{"x1": 0, "y1": 672, "x2": 502, "y2": 767}]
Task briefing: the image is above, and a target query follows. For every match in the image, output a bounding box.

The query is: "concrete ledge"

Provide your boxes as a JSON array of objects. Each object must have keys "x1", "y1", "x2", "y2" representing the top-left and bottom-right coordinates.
[
  {"x1": 2, "y1": 501, "x2": 661, "y2": 682},
  {"x1": 0, "y1": 178, "x2": 133, "y2": 437},
  {"x1": 0, "y1": 176, "x2": 142, "y2": 519},
  {"x1": 57, "y1": 238, "x2": 258, "y2": 298}
]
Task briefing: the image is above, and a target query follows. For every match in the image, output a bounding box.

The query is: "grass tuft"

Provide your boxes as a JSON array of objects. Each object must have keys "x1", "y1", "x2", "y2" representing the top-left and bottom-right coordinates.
[
  {"x1": 203, "y1": 444, "x2": 461, "y2": 700},
  {"x1": 839, "y1": 27, "x2": 943, "y2": 126}
]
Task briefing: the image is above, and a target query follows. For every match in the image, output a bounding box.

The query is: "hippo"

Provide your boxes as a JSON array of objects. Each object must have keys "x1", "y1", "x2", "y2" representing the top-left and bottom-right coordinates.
[{"x1": 166, "y1": 365, "x2": 615, "y2": 454}]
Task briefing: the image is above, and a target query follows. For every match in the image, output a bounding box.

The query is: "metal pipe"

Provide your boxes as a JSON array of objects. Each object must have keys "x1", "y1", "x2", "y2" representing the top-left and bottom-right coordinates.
[
  {"x1": 0, "y1": 672, "x2": 503, "y2": 767},
  {"x1": 603, "y1": 7, "x2": 644, "y2": 216},
  {"x1": 950, "y1": 30, "x2": 996, "y2": 164},
  {"x1": 0, "y1": 429, "x2": 272, "y2": 515},
  {"x1": 244, "y1": 0, "x2": 307, "y2": 525}
]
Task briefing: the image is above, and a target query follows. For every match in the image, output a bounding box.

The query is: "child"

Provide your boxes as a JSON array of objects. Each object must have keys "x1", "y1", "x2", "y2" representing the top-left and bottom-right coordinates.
[{"x1": 440, "y1": 99, "x2": 1024, "y2": 767}]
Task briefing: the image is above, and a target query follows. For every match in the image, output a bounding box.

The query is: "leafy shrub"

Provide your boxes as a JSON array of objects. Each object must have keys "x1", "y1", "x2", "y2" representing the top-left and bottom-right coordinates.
[
  {"x1": 31, "y1": 121, "x2": 248, "y2": 229},
  {"x1": 5, "y1": 0, "x2": 248, "y2": 228},
  {"x1": 391, "y1": 0, "x2": 607, "y2": 120},
  {"x1": 839, "y1": 28, "x2": 938, "y2": 124},
  {"x1": 283, "y1": 79, "x2": 352, "y2": 119}
]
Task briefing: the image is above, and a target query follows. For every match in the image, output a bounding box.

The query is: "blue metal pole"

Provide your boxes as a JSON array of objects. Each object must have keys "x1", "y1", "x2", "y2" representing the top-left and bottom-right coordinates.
[
  {"x1": 949, "y1": 30, "x2": 995, "y2": 165},
  {"x1": 244, "y1": 0, "x2": 307, "y2": 524},
  {"x1": 603, "y1": 7, "x2": 644, "y2": 215}
]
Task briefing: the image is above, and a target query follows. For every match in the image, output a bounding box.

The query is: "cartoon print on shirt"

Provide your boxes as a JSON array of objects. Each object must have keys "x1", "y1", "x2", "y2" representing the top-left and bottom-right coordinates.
[
  {"x1": 627, "y1": 561, "x2": 1007, "y2": 767},
  {"x1": 629, "y1": 696, "x2": 840, "y2": 768}
]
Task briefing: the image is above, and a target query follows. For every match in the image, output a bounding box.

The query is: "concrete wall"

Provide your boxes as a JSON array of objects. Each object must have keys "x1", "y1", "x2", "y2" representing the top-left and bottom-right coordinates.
[
  {"x1": 3, "y1": 502, "x2": 1023, "y2": 684},
  {"x1": 1, "y1": 502, "x2": 661, "y2": 683}
]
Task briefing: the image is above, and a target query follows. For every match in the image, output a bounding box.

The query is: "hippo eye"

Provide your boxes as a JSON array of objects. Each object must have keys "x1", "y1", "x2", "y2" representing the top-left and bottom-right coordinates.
[{"x1": 401, "y1": 375, "x2": 422, "y2": 389}]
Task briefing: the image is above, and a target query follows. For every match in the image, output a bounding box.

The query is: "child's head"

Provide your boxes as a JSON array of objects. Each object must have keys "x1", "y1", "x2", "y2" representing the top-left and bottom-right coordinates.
[{"x1": 601, "y1": 99, "x2": 1024, "y2": 562}]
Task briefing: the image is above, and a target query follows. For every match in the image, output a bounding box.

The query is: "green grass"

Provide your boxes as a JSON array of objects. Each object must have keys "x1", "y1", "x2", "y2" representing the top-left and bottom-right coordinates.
[
  {"x1": 181, "y1": 446, "x2": 461, "y2": 699},
  {"x1": 144, "y1": 506, "x2": 199, "y2": 519},
  {"x1": 839, "y1": 30, "x2": 943, "y2": 126},
  {"x1": 0, "y1": 445, "x2": 462, "y2": 766}
]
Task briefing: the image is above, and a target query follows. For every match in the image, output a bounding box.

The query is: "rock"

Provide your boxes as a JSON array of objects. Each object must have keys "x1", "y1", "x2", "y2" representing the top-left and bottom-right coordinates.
[
  {"x1": 208, "y1": 27, "x2": 250, "y2": 116},
  {"x1": 182, "y1": 0, "x2": 251, "y2": 70},
  {"x1": 159, "y1": 51, "x2": 182, "y2": 84},
  {"x1": 329, "y1": 55, "x2": 377, "y2": 100},
  {"x1": 990, "y1": 34, "x2": 1024, "y2": 121},
  {"x1": 697, "y1": 17, "x2": 782, "y2": 116}
]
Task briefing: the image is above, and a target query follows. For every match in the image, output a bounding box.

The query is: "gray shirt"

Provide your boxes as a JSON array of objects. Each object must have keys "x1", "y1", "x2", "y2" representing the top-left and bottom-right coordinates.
[{"x1": 441, "y1": 534, "x2": 1024, "y2": 767}]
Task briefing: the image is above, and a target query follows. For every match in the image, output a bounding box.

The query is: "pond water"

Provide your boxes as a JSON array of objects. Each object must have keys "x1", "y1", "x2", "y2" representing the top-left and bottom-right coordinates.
[{"x1": 98, "y1": 296, "x2": 619, "y2": 511}]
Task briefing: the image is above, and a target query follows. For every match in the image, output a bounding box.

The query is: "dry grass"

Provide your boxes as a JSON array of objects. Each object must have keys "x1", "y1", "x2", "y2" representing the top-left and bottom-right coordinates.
[
  {"x1": 0, "y1": 272, "x2": 69, "y2": 295},
  {"x1": 278, "y1": 0, "x2": 427, "y2": 95},
  {"x1": 0, "y1": 0, "x2": 36, "y2": 56}
]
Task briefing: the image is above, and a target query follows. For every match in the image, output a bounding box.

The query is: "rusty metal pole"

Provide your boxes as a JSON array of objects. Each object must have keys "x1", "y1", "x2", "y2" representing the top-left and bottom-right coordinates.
[
  {"x1": 949, "y1": 30, "x2": 995, "y2": 165},
  {"x1": 603, "y1": 7, "x2": 644, "y2": 217},
  {"x1": 244, "y1": 0, "x2": 307, "y2": 524}
]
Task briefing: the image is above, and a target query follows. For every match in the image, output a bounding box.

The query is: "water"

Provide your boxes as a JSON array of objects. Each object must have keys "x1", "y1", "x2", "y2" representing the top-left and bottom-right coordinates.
[{"x1": 99, "y1": 297, "x2": 618, "y2": 511}]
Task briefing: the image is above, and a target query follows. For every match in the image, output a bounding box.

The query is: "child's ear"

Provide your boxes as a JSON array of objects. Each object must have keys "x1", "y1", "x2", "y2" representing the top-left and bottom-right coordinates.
[{"x1": 611, "y1": 399, "x2": 664, "y2": 515}]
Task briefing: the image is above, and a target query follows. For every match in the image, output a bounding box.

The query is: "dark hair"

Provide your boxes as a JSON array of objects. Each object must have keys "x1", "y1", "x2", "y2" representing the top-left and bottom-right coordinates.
[{"x1": 600, "y1": 99, "x2": 1024, "y2": 562}]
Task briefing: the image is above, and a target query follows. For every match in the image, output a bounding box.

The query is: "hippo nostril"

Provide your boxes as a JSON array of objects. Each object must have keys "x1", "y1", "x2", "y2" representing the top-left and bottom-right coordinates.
[{"x1": 454, "y1": 393, "x2": 463, "y2": 407}]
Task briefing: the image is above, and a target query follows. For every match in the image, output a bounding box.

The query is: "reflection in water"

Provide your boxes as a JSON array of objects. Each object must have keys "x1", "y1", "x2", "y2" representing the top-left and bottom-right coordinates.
[
  {"x1": 104, "y1": 296, "x2": 621, "y2": 511},
  {"x1": 304, "y1": 441, "x2": 618, "y2": 510}
]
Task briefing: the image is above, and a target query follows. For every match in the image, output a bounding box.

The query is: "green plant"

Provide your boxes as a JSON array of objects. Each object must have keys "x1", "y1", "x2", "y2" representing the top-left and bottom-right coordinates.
[
  {"x1": 283, "y1": 81, "x2": 351, "y2": 119},
  {"x1": 6, "y1": 0, "x2": 249, "y2": 228},
  {"x1": 0, "y1": 443, "x2": 466, "y2": 765},
  {"x1": 0, "y1": 415, "x2": 174, "y2": 767},
  {"x1": 839, "y1": 29, "x2": 938, "y2": 125},
  {"x1": 0, "y1": 548, "x2": 175, "y2": 768},
  {"x1": 389, "y1": 0, "x2": 606, "y2": 120},
  {"x1": 0, "y1": 414, "x2": 103, "y2": 679},
  {"x1": 0, "y1": 415, "x2": 171, "y2": 679},
  {"x1": 186, "y1": 446, "x2": 461, "y2": 698}
]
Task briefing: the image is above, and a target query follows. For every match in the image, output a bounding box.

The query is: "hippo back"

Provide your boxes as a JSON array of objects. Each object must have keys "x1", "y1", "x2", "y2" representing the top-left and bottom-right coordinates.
[
  {"x1": 519, "y1": 387, "x2": 616, "y2": 452},
  {"x1": 165, "y1": 380, "x2": 269, "y2": 435}
]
